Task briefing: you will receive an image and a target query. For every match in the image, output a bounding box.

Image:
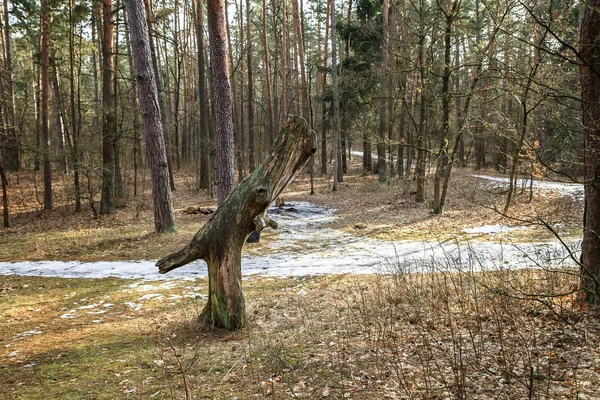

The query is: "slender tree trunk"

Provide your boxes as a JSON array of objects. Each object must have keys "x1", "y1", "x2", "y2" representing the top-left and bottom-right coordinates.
[
  {"x1": 397, "y1": 0, "x2": 409, "y2": 178},
  {"x1": 207, "y1": 0, "x2": 235, "y2": 204},
  {"x1": 125, "y1": 0, "x2": 176, "y2": 232},
  {"x1": 247, "y1": 0, "x2": 255, "y2": 171},
  {"x1": 2, "y1": 0, "x2": 18, "y2": 171},
  {"x1": 100, "y1": 0, "x2": 116, "y2": 214},
  {"x1": 196, "y1": 0, "x2": 210, "y2": 189},
  {"x1": 113, "y1": 7, "x2": 125, "y2": 202},
  {"x1": 415, "y1": 31, "x2": 426, "y2": 203},
  {"x1": 330, "y1": 0, "x2": 341, "y2": 190},
  {"x1": 69, "y1": 0, "x2": 81, "y2": 212},
  {"x1": 263, "y1": 0, "x2": 275, "y2": 147},
  {"x1": 0, "y1": 161, "x2": 8, "y2": 227},
  {"x1": 41, "y1": 0, "x2": 52, "y2": 210},
  {"x1": 320, "y1": 0, "x2": 329, "y2": 175},
  {"x1": 580, "y1": 0, "x2": 600, "y2": 304},
  {"x1": 377, "y1": 0, "x2": 389, "y2": 183},
  {"x1": 51, "y1": 67, "x2": 67, "y2": 174},
  {"x1": 433, "y1": 0, "x2": 456, "y2": 214}
]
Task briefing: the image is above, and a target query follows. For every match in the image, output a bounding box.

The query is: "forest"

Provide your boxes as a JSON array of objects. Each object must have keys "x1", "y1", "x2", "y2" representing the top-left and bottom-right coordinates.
[{"x1": 1, "y1": 0, "x2": 600, "y2": 398}]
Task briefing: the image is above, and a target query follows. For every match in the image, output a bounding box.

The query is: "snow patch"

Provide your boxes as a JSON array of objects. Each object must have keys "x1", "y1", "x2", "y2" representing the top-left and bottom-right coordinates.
[{"x1": 462, "y1": 225, "x2": 525, "y2": 234}]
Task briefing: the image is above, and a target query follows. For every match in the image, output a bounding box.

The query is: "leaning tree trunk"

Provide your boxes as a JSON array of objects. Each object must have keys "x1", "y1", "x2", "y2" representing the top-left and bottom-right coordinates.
[
  {"x1": 125, "y1": 0, "x2": 176, "y2": 233},
  {"x1": 580, "y1": 0, "x2": 600, "y2": 305},
  {"x1": 157, "y1": 116, "x2": 316, "y2": 330}
]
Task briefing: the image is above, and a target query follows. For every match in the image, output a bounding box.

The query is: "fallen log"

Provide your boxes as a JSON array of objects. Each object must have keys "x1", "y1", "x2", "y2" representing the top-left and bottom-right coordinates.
[{"x1": 156, "y1": 116, "x2": 316, "y2": 330}]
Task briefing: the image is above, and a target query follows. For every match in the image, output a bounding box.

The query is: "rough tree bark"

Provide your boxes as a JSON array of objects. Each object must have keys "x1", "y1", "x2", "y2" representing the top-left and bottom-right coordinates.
[
  {"x1": 2, "y1": 0, "x2": 19, "y2": 172},
  {"x1": 100, "y1": 0, "x2": 116, "y2": 214},
  {"x1": 377, "y1": 0, "x2": 388, "y2": 183},
  {"x1": 330, "y1": 0, "x2": 341, "y2": 190},
  {"x1": 207, "y1": 0, "x2": 235, "y2": 204},
  {"x1": 125, "y1": 0, "x2": 176, "y2": 233},
  {"x1": 41, "y1": 0, "x2": 52, "y2": 210},
  {"x1": 195, "y1": 0, "x2": 210, "y2": 189},
  {"x1": 156, "y1": 116, "x2": 316, "y2": 330},
  {"x1": 0, "y1": 160, "x2": 8, "y2": 227},
  {"x1": 580, "y1": 0, "x2": 600, "y2": 304}
]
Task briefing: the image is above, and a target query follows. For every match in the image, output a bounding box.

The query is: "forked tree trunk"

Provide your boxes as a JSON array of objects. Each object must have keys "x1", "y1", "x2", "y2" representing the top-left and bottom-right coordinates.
[{"x1": 157, "y1": 116, "x2": 316, "y2": 330}]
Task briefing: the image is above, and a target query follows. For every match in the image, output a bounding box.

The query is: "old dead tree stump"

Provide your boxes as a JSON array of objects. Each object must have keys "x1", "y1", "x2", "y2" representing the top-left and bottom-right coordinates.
[{"x1": 156, "y1": 116, "x2": 316, "y2": 330}]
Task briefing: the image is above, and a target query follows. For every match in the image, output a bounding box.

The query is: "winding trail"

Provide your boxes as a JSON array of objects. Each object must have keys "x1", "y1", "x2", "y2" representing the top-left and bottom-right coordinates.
[{"x1": 0, "y1": 197, "x2": 580, "y2": 280}]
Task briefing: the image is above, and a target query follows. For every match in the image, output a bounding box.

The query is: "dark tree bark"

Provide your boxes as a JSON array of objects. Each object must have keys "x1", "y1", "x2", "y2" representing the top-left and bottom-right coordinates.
[
  {"x1": 195, "y1": 0, "x2": 210, "y2": 190},
  {"x1": 263, "y1": 0, "x2": 275, "y2": 147},
  {"x1": 41, "y1": 0, "x2": 52, "y2": 210},
  {"x1": 397, "y1": 0, "x2": 409, "y2": 178},
  {"x1": 125, "y1": 0, "x2": 176, "y2": 233},
  {"x1": 415, "y1": 32, "x2": 426, "y2": 203},
  {"x1": 433, "y1": 0, "x2": 457, "y2": 215},
  {"x1": 320, "y1": 0, "x2": 330, "y2": 175},
  {"x1": 100, "y1": 0, "x2": 116, "y2": 214},
  {"x1": 207, "y1": 0, "x2": 235, "y2": 204},
  {"x1": 69, "y1": 0, "x2": 81, "y2": 212},
  {"x1": 330, "y1": 0, "x2": 341, "y2": 190},
  {"x1": 246, "y1": 0, "x2": 255, "y2": 171},
  {"x1": 157, "y1": 116, "x2": 316, "y2": 330},
  {"x1": 2, "y1": 0, "x2": 18, "y2": 172},
  {"x1": 0, "y1": 161, "x2": 8, "y2": 228},
  {"x1": 580, "y1": 0, "x2": 600, "y2": 304},
  {"x1": 377, "y1": 0, "x2": 388, "y2": 183}
]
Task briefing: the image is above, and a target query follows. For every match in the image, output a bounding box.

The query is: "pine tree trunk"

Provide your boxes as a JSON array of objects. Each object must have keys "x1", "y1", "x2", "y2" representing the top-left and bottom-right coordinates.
[
  {"x1": 246, "y1": 0, "x2": 255, "y2": 171},
  {"x1": 69, "y1": 0, "x2": 81, "y2": 212},
  {"x1": 263, "y1": 0, "x2": 275, "y2": 147},
  {"x1": 196, "y1": 0, "x2": 210, "y2": 189},
  {"x1": 0, "y1": 161, "x2": 8, "y2": 228},
  {"x1": 207, "y1": 0, "x2": 235, "y2": 204},
  {"x1": 41, "y1": 0, "x2": 52, "y2": 210},
  {"x1": 125, "y1": 0, "x2": 176, "y2": 233},
  {"x1": 581, "y1": 0, "x2": 600, "y2": 304},
  {"x1": 2, "y1": 0, "x2": 19, "y2": 172},
  {"x1": 100, "y1": 0, "x2": 116, "y2": 214},
  {"x1": 157, "y1": 116, "x2": 315, "y2": 330},
  {"x1": 377, "y1": 0, "x2": 388, "y2": 183},
  {"x1": 330, "y1": 0, "x2": 341, "y2": 190}
]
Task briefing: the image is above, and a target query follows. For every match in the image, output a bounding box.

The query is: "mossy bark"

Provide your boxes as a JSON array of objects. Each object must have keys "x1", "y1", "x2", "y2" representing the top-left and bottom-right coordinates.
[{"x1": 156, "y1": 116, "x2": 316, "y2": 329}]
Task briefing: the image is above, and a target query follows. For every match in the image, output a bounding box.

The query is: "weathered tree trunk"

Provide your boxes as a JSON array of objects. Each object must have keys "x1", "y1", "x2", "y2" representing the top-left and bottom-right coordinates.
[
  {"x1": 157, "y1": 116, "x2": 316, "y2": 330},
  {"x1": 125, "y1": 0, "x2": 176, "y2": 233},
  {"x1": 580, "y1": 0, "x2": 600, "y2": 304},
  {"x1": 100, "y1": 0, "x2": 116, "y2": 214},
  {"x1": 207, "y1": 0, "x2": 235, "y2": 204},
  {"x1": 41, "y1": 0, "x2": 52, "y2": 210}
]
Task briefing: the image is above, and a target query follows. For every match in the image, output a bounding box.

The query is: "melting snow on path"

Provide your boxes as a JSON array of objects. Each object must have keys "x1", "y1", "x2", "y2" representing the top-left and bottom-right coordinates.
[
  {"x1": 473, "y1": 174, "x2": 584, "y2": 200},
  {"x1": 0, "y1": 201, "x2": 580, "y2": 280}
]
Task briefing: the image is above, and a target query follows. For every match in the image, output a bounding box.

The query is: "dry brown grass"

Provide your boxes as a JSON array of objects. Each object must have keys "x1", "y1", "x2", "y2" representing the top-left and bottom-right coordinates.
[{"x1": 2, "y1": 265, "x2": 599, "y2": 399}]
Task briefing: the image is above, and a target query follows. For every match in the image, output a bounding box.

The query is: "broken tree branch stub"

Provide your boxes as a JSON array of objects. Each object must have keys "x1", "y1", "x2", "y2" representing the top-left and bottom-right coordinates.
[{"x1": 156, "y1": 116, "x2": 316, "y2": 330}]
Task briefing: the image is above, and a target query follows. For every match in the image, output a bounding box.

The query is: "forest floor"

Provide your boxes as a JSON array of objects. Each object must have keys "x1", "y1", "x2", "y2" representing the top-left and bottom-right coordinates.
[
  {"x1": 1, "y1": 158, "x2": 594, "y2": 399},
  {"x1": 0, "y1": 157, "x2": 583, "y2": 263}
]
